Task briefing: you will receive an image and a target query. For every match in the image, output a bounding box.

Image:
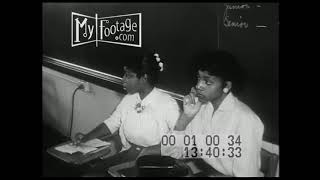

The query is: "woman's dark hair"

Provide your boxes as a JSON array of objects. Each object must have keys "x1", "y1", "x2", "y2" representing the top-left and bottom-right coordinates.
[
  {"x1": 194, "y1": 50, "x2": 246, "y2": 95},
  {"x1": 124, "y1": 49, "x2": 161, "y2": 86}
]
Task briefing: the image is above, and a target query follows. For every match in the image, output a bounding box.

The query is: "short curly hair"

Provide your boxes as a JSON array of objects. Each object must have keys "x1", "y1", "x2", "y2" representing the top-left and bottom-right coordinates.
[{"x1": 194, "y1": 50, "x2": 246, "y2": 95}]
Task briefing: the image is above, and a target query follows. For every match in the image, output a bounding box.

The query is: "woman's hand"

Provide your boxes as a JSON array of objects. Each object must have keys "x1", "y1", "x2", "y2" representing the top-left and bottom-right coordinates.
[
  {"x1": 183, "y1": 87, "x2": 202, "y2": 119},
  {"x1": 174, "y1": 87, "x2": 203, "y2": 131},
  {"x1": 72, "y1": 132, "x2": 85, "y2": 146}
]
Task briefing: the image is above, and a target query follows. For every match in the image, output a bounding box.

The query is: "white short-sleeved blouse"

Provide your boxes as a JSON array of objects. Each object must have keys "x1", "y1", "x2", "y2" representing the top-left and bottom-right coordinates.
[{"x1": 104, "y1": 88, "x2": 180, "y2": 151}]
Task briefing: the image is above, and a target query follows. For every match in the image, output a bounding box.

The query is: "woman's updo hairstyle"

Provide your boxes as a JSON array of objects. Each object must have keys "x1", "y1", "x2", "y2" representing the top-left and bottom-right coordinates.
[{"x1": 124, "y1": 49, "x2": 164, "y2": 86}]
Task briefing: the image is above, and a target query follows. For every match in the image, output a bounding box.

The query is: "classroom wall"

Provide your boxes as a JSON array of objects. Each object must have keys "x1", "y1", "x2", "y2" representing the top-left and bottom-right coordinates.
[
  {"x1": 43, "y1": 3, "x2": 278, "y2": 144},
  {"x1": 42, "y1": 66, "x2": 124, "y2": 138},
  {"x1": 43, "y1": 64, "x2": 277, "y2": 143}
]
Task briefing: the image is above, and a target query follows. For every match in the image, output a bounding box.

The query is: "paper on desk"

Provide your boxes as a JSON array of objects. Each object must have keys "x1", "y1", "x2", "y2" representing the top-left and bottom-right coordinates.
[
  {"x1": 55, "y1": 144, "x2": 79, "y2": 154},
  {"x1": 82, "y1": 138, "x2": 111, "y2": 148},
  {"x1": 55, "y1": 144, "x2": 98, "y2": 154},
  {"x1": 54, "y1": 138, "x2": 111, "y2": 154}
]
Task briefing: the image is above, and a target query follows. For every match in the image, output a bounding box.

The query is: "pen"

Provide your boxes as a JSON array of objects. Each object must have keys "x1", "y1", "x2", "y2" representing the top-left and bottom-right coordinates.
[
  {"x1": 139, "y1": 166, "x2": 174, "y2": 169},
  {"x1": 107, "y1": 170, "x2": 121, "y2": 177}
]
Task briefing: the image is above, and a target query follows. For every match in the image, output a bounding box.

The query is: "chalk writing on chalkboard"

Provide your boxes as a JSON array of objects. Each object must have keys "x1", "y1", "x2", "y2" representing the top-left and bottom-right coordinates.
[{"x1": 223, "y1": 3, "x2": 250, "y2": 29}]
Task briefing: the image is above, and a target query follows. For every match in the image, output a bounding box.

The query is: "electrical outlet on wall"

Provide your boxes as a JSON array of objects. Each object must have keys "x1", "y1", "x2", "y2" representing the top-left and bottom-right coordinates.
[
  {"x1": 83, "y1": 82, "x2": 90, "y2": 92},
  {"x1": 79, "y1": 81, "x2": 90, "y2": 93}
]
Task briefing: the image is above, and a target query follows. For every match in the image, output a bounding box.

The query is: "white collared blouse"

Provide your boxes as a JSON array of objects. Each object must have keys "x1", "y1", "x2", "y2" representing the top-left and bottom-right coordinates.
[
  {"x1": 104, "y1": 88, "x2": 180, "y2": 151},
  {"x1": 163, "y1": 92, "x2": 264, "y2": 177}
]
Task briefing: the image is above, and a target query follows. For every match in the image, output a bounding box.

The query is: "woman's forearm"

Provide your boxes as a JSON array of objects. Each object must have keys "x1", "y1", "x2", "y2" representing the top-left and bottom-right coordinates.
[
  {"x1": 82, "y1": 123, "x2": 112, "y2": 142},
  {"x1": 174, "y1": 113, "x2": 194, "y2": 131}
]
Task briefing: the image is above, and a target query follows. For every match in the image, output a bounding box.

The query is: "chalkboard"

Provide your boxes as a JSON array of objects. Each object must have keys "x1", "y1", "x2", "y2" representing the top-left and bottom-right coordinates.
[
  {"x1": 217, "y1": 3, "x2": 279, "y2": 143},
  {"x1": 43, "y1": 3, "x2": 278, "y2": 143},
  {"x1": 43, "y1": 3, "x2": 219, "y2": 95}
]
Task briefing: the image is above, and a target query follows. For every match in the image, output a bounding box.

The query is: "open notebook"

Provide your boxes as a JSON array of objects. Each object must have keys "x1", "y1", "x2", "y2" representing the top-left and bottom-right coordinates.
[{"x1": 55, "y1": 138, "x2": 111, "y2": 154}]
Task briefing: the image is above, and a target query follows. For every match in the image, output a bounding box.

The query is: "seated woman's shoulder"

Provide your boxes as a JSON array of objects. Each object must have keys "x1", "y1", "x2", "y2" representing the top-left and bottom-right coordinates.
[
  {"x1": 121, "y1": 93, "x2": 137, "y2": 103},
  {"x1": 235, "y1": 99, "x2": 255, "y2": 115},
  {"x1": 234, "y1": 99, "x2": 263, "y2": 125},
  {"x1": 156, "y1": 90, "x2": 178, "y2": 105}
]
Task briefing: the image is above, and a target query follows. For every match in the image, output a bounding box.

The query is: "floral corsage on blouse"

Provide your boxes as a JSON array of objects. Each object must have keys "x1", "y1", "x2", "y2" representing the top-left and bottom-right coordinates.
[{"x1": 135, "y1": 102, "x2": 145, "y2": 113}]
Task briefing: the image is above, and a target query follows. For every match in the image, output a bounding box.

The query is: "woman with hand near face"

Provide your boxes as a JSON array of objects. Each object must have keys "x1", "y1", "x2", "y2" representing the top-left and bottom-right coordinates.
[{"x1": 163, "y1": 51, "x2": 264, "y2": 177}]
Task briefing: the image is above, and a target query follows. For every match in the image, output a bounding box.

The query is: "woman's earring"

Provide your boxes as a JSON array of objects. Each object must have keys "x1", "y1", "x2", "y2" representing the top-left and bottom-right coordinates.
[{"x1": 223, "y1": 88, "x2": 229, "y2": 93}]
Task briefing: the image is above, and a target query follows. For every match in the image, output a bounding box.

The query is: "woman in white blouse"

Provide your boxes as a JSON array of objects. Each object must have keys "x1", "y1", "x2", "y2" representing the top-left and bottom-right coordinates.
[
  {"x1": 72, "y1": 50, "x2": 180, "y2": 174},
  {"x1": 162, "y1": 51, "x2": 265, "y2": 177}
]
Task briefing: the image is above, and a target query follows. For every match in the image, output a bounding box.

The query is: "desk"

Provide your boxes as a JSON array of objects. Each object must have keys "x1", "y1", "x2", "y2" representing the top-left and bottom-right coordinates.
[
  {"x1": 107, "y1": 158, "x2": 224, "y2": 177},
  {"x1": 107, "y1": 159, "x2": 191, "y2": 177},
  {"x1": 47, "y1": 136, "x2": 223, "y2": 177},
  {"x1": 47, "y1": 136, "x2": 119, "y2": 166},
  {"x1": 46, "y1": 135, "x2": 141, "y2": 177}
]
